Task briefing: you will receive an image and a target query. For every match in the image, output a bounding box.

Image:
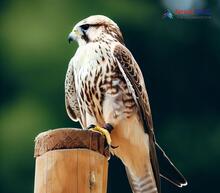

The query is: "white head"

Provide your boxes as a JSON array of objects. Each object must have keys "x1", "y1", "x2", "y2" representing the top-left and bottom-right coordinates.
[{"x1": 68, "y1": 15, "x2": 124, "y2": 46}]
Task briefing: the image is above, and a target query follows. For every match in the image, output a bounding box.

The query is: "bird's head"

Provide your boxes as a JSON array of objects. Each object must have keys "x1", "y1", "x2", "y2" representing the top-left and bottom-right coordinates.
[{"x1": 68, "y1": 15, "x2": 124, "y2": 46}]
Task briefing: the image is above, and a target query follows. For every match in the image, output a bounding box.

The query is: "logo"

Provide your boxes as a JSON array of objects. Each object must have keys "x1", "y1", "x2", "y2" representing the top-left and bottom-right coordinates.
[
  {"x1": 163, "y1": 9, "x2": 174, "y2": 19},
  {"x1": 163, "y1": 8, "x2": 212, "y2": 19}
]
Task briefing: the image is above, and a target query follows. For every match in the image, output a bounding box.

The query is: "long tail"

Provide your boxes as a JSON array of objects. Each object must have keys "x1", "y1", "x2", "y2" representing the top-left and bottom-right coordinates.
[{"x1": 125, "y1": 166, "x2": 158, "y2": 193}]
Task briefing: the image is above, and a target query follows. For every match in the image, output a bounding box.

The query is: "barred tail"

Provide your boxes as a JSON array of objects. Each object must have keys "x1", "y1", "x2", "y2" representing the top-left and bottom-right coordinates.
[{"x1": 125, "y1": 166, "x2": 158, "y2": 193}]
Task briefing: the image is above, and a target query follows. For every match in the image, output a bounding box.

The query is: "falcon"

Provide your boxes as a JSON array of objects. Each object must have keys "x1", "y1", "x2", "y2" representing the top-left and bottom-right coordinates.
[{"x1": 65, "y1": 15, "x2": 187, "y2": 193}]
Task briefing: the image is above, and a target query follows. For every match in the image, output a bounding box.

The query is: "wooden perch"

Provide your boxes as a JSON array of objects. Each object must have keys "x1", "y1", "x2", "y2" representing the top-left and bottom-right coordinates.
[{"x1": 34, "y1": 128, "x2": 109, "y2": 193}]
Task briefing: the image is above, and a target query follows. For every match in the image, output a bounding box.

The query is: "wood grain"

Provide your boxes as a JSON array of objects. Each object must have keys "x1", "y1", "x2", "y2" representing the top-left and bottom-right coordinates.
[{"x1": 34, "y1": 128, "x2": 109, "y2": 193}]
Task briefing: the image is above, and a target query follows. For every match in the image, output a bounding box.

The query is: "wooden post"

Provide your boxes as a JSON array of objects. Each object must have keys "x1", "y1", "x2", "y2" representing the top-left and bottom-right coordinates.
[{"x1": 34, "y1": 128, "x2": 109, "y2": 193}]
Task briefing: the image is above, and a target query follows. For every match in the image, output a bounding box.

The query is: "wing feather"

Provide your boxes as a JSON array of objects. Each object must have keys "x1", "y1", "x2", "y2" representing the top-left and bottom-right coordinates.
[
  {"x1": 112, "y1": 43, "x2": 161, "y2": 192},
  {"x1": 65, "y1": 59, "x2": 81, "y2": 122}
]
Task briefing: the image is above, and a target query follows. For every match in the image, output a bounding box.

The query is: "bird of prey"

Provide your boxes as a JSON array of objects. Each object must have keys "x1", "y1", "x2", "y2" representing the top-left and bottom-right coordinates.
[{"x1": 65, "y1": 15, "x2": 187, "y2": 193}]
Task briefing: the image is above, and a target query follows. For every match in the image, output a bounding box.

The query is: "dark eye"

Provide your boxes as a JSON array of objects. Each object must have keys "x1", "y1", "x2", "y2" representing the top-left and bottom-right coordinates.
[{"x1": 80, "y1": 24, "x2": 90, "y2": 31}]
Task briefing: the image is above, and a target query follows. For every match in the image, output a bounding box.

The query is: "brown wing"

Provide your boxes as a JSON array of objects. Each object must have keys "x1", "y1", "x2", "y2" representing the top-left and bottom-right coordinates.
[
  {"x1": 113, "y1": 43, "x2": 161, "y2": 193},
  {"x1": 65, "y1": 59, "x2": 81, "y2": 123},
  {"x1": 113, "y1": 44, "x2": 153, "y2": 131}
]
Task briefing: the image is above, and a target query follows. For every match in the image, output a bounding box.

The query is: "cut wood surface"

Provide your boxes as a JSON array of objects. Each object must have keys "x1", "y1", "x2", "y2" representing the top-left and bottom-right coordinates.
[
  {"x1": 34, "y1": 128, "x2": 109, "y2": 157},
  {"x1": 34, "y1": 128, "x2": 109, "y2": 193}
]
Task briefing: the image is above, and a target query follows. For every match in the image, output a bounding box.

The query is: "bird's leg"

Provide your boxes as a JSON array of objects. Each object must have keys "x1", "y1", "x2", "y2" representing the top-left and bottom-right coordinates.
[
  {"x1": 103, "y1": 124, "x2": 119, "y2": 149},
  {"x1": 87, "y1": 123, "x2": 113, "y2": 146}
]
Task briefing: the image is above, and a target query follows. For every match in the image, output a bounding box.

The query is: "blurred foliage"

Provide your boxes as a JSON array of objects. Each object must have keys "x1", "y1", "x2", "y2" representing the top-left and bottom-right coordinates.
[{"x1": 0, "y1": 0, "x2": 220, "y2": 193}]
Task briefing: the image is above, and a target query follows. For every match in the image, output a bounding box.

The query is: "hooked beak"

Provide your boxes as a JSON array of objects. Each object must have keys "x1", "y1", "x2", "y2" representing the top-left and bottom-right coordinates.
[
  {"x1": 68, "y1": 33, "x2": 74, "y2": 43},
  {"x1": 68, "y1": 28, "x2": 80, "y2": 43}
]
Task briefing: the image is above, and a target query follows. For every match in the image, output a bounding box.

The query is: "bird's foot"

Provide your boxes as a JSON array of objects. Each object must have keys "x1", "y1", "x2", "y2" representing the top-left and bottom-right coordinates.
[{"x1": 87, "y1": 123, "x2": 113, "y2": 146}]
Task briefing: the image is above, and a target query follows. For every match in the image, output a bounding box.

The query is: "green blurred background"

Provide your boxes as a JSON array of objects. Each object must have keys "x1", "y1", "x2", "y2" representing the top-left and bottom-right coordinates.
[{"x1": 0, "y1": 0, "x2": 219, "y2": 192}]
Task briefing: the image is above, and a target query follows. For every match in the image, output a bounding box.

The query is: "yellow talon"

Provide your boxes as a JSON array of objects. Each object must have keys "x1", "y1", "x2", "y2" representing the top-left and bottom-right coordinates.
[{"x1": 90, "y1": 126, "x2": 111, "y2": 146}]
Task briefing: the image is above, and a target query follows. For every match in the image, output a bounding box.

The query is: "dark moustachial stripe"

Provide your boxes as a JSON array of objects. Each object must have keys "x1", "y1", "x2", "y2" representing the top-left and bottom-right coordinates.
[{"x1": 82, "y1": 30, "x2": 89, "y2": 43}]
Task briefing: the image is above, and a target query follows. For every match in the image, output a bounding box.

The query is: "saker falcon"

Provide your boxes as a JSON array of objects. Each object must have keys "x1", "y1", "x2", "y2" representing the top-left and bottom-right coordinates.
[{"x1": 65, "y1": 15, "x2": 187, "y2": 193}]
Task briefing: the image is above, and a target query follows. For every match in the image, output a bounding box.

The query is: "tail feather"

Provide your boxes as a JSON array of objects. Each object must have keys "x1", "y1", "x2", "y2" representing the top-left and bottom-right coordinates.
[
  {"x1": 125, "y1": 166, "x2": 158, "y2": 193},
  {"x1": 155, "y1": 143, "x2": 187, "y2": 187}
]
